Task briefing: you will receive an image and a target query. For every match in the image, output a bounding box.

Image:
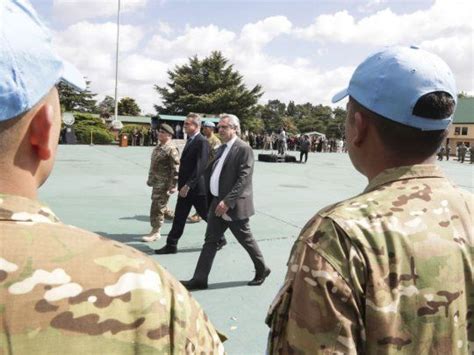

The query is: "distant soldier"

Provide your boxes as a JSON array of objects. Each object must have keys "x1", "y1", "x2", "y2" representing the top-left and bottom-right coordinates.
[
  {"x1": 458, "y1": 142, "x2": 467, "y2": 163},
  {"x1": 437, "y1": 145, "x2": 445, "y2": 160},
  {"x1": 267, "y1": 46, "x2": 473, "y2": 354},
  {"x1": 0, "y1": 1, "x2": 224, "y2": 353},
  {"x1": 445, "y1": 144, "x2": 451, "y2": 160},
  {"x1": 143, "y1": 124, "x2": 180, "y2": 242},
  {"x1": 203, "y1": 121, "x2": 221, "y2": 160}
]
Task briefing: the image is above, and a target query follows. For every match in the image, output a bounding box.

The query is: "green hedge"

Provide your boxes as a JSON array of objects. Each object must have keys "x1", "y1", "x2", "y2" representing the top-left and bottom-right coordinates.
[
  {"x1": 121, "y1": 124, "x2": 148, "y2": 135},
  {"x1": 73, "y1": 113, "x2": 114, "y2": 144}
]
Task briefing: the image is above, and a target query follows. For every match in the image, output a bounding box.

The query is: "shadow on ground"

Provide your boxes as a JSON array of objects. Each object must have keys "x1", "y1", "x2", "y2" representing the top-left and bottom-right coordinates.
[
  {"x1": 189, "y1": 281, "x2": 249, "y2": 291},
  {"x1": 119, "y1": 215, "x2": 150, "y2": 222},
  {"x1": 96, "y1": 232, "x2": 156, "y2": 253}
]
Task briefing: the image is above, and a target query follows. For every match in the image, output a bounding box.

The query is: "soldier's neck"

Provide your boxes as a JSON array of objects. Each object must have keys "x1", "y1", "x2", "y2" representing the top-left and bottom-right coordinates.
[{"x1": 0, "y1": 171, "x2": 38, "y2": 200}]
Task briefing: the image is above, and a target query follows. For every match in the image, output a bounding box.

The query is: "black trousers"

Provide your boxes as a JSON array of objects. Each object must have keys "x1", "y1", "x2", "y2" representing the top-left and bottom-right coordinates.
[
  {"x1": 166, "y1": 192, "x2": 212, "y2": 247},
  {"x1": 192, "y1": 198, "x2": 266, "y2": 283},
  {"x1": 299, "y1": 151, "x2": 308, "y2": 163}
]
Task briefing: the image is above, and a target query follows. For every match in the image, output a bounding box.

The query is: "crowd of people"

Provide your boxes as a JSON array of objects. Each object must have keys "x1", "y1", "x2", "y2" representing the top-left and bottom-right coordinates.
[
  {"x1": 1, "y1": 1, "x2": 472, "y2": 354},
  {"x1": 438, "y1": 142, "x2": 473, "y2": 163},
  {"x1": 244, "y1": 131, "x2": 346, "y2": 153}
]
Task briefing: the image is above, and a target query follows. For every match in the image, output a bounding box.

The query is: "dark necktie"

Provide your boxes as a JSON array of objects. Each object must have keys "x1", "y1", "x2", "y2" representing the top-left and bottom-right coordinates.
[
  {"x1": 213, "y1": 144, "x2": 227, "y2": 170},
  {"x1": 184, "y1": 137, "x2": 192, "y2": 151},
  {"x1": 215, "y1": 144, "x2": 227, "y2": 161}
]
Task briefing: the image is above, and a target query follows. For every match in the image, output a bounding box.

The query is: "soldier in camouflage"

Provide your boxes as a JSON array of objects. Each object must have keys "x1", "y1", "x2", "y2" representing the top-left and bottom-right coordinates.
[
  {"x1": 203, "y1": 121, "x2": 221, "y2": 161},
  {"x1": 143, "y1": 124, "x2": 180, "y2": 242},
  {"x1": 267, "y1": 46, "x2": 473, "y2": 354},
  {"x1": 0, "y1": 1, "x2": 224, "y2": 353}
]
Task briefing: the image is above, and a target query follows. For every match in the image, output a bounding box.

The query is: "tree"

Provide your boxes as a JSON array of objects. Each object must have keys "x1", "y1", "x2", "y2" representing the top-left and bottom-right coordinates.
[
  {"x1": 58, "y1": 80, "x2": 97, "y2": 113},
  {"x1": 458, "y1": 91, "x2": 473, "y2": 98},
  {"x1": 155, "y1": 51, "x2": 263, "y2": 128},
  {"x1": 73, "y1": 113, "x2": 114, "y2": 144},
  {"x1": 98, "y1": 96, "x2": 116, "y2": 116},
  {"x1": 118, "y1": 97, "x2": 141, "y2": 116},
  {"x1": 286, "y1": 101, "x2": 297, "y2": 117}
]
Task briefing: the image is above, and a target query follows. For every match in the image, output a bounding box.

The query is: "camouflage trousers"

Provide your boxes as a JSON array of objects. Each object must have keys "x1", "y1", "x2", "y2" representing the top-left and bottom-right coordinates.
[{"x1": 150, "y1": 187, "x2": 172, "y2": 231}]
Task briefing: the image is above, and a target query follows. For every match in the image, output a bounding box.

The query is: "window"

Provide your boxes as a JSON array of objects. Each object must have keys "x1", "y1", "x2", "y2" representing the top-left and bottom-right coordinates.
[
  {"x1": 454, "y1": 127, "x2": 460, "y2": 135},
  {"x1": 461, "y1": 127, "x2": 468, "y2": 135}
]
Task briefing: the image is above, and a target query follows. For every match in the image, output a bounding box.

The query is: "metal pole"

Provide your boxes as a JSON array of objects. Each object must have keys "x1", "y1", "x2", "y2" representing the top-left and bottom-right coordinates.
[{"x1": 113, "y1": 0, "x2": 121, "y2": 122}]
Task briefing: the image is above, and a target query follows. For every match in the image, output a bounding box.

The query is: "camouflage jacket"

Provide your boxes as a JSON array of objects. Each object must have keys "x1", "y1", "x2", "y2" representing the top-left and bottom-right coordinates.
[
  {"x1": 147, "y1": 141, "x2": 179, "y2": 190},
  {"x1": 207, "y1": 133, "x2": 221, "y2": 162},
  {"x1": 267, "y1": 165, "x2": 473, "y2": 354},
  {"x1": 0, "y1": 194, "x2": 224, "y2": 354}
]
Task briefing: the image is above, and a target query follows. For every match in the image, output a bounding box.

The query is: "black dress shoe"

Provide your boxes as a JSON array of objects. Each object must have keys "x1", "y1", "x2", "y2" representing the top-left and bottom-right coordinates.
[
  {"x1": 154, "y1": 245, "x2": 177, "y2": 254},
  {"x1": 216, "y1": 238, "x2": 227, "y2": 250},
  {"x1": 181, "y1": 279, "x2": 208, "y2": 291},
  {"x1": 248, "y1": 268, "x2": 271, "y2": 286}
]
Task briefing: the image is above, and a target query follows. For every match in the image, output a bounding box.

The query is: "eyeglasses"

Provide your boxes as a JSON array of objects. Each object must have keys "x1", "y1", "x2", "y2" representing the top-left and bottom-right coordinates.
[{"x1": 217, "y1": 125, "x2": 232, "y2": 130}]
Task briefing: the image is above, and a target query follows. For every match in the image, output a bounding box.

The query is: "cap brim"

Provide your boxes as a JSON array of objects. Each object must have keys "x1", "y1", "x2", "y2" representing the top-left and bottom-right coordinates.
[
  {"x1": 331, "y1": 88, "x2": 348, "y2": 103},
  {"x1": 60, "y1": 60, "x2": 86, "y2": 91}
]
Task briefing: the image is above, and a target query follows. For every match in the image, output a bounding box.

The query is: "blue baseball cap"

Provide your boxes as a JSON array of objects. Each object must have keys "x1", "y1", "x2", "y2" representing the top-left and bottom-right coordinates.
[
  {"x1": 0, "y1": 0, "x2": 86, "y2": 122},
  {"x1": 203, "y1": 121, "x2": 215, "y2": 128},
  {"x1": 332, "y1": 46, "x2": 457, "y2": 131}
]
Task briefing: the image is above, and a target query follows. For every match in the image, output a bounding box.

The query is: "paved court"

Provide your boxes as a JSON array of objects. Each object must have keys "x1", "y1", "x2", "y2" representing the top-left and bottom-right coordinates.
[{"x1": 39, "y1": 145, "x2": 473, "y2": 354}]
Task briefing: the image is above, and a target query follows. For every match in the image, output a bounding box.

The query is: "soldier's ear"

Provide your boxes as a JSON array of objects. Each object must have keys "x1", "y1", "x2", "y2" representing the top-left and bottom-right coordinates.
[
  {"x1": 352, "y1": 111, "x2": 368, "y2": 147},
  {"x1": 28, "y1": 103, "x2": 55, "y2": 161}
]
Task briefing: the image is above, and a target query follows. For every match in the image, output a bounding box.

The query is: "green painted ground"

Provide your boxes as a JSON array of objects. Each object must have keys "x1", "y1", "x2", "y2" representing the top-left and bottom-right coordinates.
[{"x1": 39, "y1": 145, "x2": 473, "y2": 354}]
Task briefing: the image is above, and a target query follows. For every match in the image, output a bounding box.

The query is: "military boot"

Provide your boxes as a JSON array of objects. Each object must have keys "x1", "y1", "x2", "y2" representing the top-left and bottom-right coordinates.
[{"x1": 142, "y1": 228, "x2": 161, "y2": 242}]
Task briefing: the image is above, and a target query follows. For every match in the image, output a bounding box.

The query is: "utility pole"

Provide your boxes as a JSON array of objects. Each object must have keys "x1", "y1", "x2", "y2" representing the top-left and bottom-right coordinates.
[{"x1": 113, "y1": 0, "x2": 121, "y2": 123}]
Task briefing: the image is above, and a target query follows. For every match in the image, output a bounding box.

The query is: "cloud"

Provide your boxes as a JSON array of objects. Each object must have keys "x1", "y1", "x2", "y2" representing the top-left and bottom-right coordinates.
[
  {"x1": 53, "y1": 0, "x2": 148, "y2": 23},
  {"x1": 357, "y1": 0, "x2": 389, "y2": 13},
  {"x1": 50, "y1": 0, "x2": 473, "y2": 114},
  {"x1": 295, "y1": 0, "x2": 473, "y2": 46},
  {"x1": 146, "y1": 25, "x2": 236, "y2": 60},
  {"x1": 239, "y1": 16, "x2": 292, "y2": 53}
]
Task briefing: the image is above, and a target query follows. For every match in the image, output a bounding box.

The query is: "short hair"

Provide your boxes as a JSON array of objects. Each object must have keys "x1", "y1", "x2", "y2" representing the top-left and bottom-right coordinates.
[
  {"x1": 0, "y1": 113, "x2": 27, "y2": 155},
  {"x1": 186, "y1": 113, "x2": 202, "y2": 127},
  {"x1": 350, "y1": 92, "x2": 455, "y2": 159},
  {"x1": 219, "y1": 113, "x2": 241, "y2": 135}
]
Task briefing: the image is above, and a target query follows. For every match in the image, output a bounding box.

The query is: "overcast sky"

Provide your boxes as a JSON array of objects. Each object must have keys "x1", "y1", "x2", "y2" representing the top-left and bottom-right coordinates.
[{"x1": 34, "y1": 0, "x2": 473, "y2": 115}]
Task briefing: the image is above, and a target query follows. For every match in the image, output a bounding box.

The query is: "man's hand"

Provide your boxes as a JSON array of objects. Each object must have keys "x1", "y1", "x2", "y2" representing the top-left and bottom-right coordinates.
[
  {"x1": 215, "y1": 200, "x2": 229, "y2": 217},
  {"x1": 179, "y1": 185, "x2": 190, "y2": 198},
  {"x1": 168, "y1": 187, "x2": 177, "y2": 195}
]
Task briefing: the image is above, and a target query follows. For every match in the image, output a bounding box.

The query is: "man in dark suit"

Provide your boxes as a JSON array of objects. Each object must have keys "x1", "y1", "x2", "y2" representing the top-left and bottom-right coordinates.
[
  {"x1": 181, "y1": 114, "x2": 270, "y2": 290},
  {"x1": 155, "y1": 113, "x2": 226, "y2": 254}
]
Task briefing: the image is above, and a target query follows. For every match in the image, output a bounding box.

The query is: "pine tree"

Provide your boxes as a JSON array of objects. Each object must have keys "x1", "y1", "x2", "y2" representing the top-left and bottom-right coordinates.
[
  {"x1": 58, "y1": 80, "x2": 97, "y2": 113},
  {"x1": 155, "y1": 51, "x2": 263, "y2": 127}
]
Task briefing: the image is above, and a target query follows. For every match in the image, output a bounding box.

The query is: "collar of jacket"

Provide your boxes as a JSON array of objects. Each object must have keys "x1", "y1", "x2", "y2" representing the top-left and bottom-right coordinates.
[
  {"x1": 364, "y1": 164, "x2": 446, "y2": 193},
  {"x1": 0, "y1": 194, "x2": 60, "y2": 224}
]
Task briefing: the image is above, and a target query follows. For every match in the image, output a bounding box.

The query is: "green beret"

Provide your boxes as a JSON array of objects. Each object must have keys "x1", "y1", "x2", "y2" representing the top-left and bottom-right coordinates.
[{"x1": 160, "y1": 124, "x2": 174, "y2": 135}]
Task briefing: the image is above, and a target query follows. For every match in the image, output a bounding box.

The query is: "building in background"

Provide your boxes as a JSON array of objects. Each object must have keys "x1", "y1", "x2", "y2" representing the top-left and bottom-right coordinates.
[{"x1": 446, "y1": 97, "x2": 474, "y2": 154}]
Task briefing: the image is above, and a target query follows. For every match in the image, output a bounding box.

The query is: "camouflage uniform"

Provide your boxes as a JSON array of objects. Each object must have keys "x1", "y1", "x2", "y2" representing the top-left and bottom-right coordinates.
[
  {"x1": 0, "y1": 194, "x2": 224, "y2": 354},
  {"x1": 207, "y1": 133, "x2": 221, "y2": 162},
  {"x1": 147, "y1": 141, "x2": 180, "y2": 231},
  {"x1": 267, "y1": 165, "x2": 473, "y2": 354}
]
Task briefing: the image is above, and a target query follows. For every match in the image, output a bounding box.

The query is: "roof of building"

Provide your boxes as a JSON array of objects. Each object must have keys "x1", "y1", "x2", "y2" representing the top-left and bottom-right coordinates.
[
  {"x1": 65, "y1": 112, "x2": 218, "y2": 125},
  {"x1": 158, "y1": 114, "x2": 220, "y2": 123},
  {"x1": 453, "y1": 97, "x2": 474, "y2": 124}
]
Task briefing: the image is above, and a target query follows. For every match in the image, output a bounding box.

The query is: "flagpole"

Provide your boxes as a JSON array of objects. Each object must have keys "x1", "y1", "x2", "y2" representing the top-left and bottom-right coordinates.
[{"x1": 113, "y1": 0, "x2": 121, "y2": 123}]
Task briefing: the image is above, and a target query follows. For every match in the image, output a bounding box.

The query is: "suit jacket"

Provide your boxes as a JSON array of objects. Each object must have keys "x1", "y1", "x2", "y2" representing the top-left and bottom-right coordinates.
[
  {"x1": 207, "y1": 137, "x2": 255, "y2": 220},
  {"x1": 178, "y1": 133, "x2": 210, "y2": 195}
]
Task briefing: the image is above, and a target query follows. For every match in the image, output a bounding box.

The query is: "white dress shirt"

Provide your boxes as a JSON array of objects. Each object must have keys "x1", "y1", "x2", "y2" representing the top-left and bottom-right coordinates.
[{"x1": 210, "y1": 136, "x2": 237, "y2": 197}]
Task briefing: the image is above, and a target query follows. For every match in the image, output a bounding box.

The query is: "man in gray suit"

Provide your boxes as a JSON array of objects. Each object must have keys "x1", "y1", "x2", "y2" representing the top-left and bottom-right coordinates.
[{"x1": 181, "y1": 114, "x2": 270, "y2": 290}]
